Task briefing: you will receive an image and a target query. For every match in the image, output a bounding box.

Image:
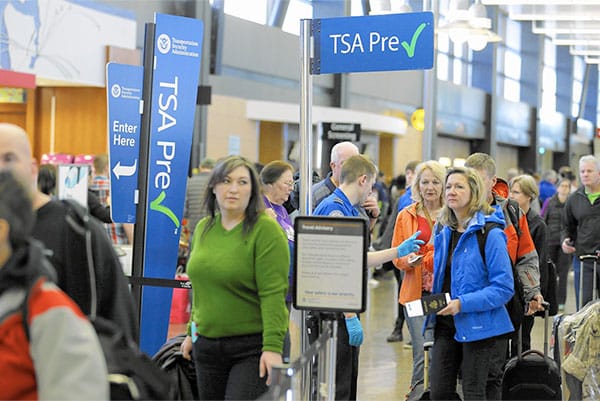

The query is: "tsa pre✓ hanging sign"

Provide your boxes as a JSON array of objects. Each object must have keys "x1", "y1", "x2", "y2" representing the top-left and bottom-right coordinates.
[{"x1": 312, "y1": 12, "x2": 434, "y2": 75}]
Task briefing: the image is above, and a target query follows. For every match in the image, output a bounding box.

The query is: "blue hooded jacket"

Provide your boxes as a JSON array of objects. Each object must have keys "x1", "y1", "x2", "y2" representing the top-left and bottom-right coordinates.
[{"x1": 427, "y1": 208, "x2": 515, "y2": 342}]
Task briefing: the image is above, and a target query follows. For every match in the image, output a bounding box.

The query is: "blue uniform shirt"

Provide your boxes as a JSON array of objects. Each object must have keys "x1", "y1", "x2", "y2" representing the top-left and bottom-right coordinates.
[{"x1": 313, "y1": 188, "x2": 359, "y2": 217}]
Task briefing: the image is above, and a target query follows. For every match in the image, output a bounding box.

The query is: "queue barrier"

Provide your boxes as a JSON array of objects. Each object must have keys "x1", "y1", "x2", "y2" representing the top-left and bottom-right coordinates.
[{"x1": 259, "y1": 317, "x2": 339, "y2": 401}]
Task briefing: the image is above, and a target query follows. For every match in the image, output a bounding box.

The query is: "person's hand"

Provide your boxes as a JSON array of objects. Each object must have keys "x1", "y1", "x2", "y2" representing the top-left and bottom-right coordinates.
[
  {"x1": 259, "y1": 351, "x2": 282, "y2": 385},
  {"x1": 526, "y1": 293, "x2": 545, "y2": 315},
  {"x1": 180, "y1": 335, "x2": 193, "y2": 360},
  {"x1": 345, "y1": 315, "x2": 364, "y2": 346},
  {"x1": 362, "y1": 196, "x2": 380, "y2": 219},
  {"x1": 438, "y1": 299, "x2": 461, "y2": 316},
  {"x1": 397, "y1": 231, "x2": 425, "y2": 258},
  {"x1": 562, "y1": 238, "x2": 576, "y2": 254},
  {"x1": 407, "y1": 252, "x2": 423, "y2": 267}
]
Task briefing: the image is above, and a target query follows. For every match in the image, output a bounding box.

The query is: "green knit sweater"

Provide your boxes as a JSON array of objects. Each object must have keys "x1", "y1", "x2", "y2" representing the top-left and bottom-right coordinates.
[{"x1": 187, "y1": 213, "x2": 290, "y2": 353}]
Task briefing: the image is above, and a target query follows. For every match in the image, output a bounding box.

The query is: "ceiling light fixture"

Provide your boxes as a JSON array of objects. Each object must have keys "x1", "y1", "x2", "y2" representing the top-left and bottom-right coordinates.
[
  {"x1": 482, "y1": 0, "x2": 600, "y2": 4},
  {"x1": 437, "y1": 0, "x2": 501, "y2": 51},
  {"x1": 584, "y1": 56, "x2": 600, "y2": 63}
]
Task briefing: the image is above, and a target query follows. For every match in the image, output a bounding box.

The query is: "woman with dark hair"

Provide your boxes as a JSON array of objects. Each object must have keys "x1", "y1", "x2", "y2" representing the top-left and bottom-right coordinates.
[
  {"x1": 428, "y1": 167, "x2": 514, "y2": 401},
  {"x1": 180, "y1": 156, "x2": 290, "y2": 400},
  {"x1": 37, "y1": 163, "x2": 57, "y2": 195}
]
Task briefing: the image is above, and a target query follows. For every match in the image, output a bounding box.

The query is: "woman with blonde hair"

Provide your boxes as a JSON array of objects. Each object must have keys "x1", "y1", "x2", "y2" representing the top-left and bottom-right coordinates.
[
  {"x1": 391, "y1": 160, "x2": 445, "y2": 399},
  {"x1": 428, "y1": 167, "x2": 514, "y2": 401}
]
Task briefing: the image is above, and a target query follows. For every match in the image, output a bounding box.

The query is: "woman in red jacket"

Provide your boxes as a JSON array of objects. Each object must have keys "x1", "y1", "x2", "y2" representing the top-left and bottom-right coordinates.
[{"x1": 391, "y1": 160, "x2": 445, "y2": 399}]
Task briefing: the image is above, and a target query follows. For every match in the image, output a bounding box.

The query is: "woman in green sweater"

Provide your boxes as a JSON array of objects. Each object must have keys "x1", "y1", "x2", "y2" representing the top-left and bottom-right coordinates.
[{"x1": 181, "y1": 155, "x2": 289, "y2": 400}]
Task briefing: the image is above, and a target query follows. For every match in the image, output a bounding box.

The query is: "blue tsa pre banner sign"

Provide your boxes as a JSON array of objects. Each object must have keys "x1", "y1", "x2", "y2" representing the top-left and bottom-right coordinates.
[
  {"x1": 312, "y1": 12, "x2": 434, "y2": 74},
  {"x1": 140, "y1": 13, "x2": 203, "y2": 355}
]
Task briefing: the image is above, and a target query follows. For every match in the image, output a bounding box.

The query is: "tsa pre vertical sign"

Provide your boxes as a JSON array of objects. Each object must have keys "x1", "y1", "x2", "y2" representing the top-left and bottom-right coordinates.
[{"x1": 140, "y1": 13, "x2": 203, "y2": 355}]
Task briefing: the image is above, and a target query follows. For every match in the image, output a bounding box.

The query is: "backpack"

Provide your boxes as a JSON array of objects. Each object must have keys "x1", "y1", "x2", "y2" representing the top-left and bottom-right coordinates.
[
  {"x1": 476, "y1": 219, "x2": 525, "y2": 332},
  {"x1": 153, "y1": 335, "x2": 198, "y2": 400},
  {"x1": 23, "y1": 200, "x2": 175, "y2": 400}
]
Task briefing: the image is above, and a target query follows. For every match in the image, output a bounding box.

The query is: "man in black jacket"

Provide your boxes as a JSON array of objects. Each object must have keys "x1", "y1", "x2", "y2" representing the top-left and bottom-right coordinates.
[
  {"x1": 562, "y1": 154, "x2": 600, "y2": 309},
  {"x1": 0, "y1": 123, "x2": 138, "y2": 341}
]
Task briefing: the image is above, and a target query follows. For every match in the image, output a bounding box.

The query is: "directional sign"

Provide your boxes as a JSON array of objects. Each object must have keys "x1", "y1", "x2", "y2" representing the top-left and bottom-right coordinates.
[
  {"x1": 312, "y1": 12, "x2": 434, "y2": 74},
  {"x1": 139, "y1": 13, "x2": 203, "y2": 355},
  {"x1": 106, "y1": 62, "x2": 143, "y2": 223}
]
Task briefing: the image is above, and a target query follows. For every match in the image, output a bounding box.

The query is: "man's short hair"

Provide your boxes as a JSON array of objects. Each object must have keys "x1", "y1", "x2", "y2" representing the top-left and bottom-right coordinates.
[
  {"x1": 465, "y1": 152, "x2": 496, "y2": 177},
  {"x1": 340, "y1": 155, "x2": 377, "y2": 184},
  {"x1": 330, "y1": 141, "x2": 359, "y2": 163},
  {"x1": 405, "y1": 160, "x2": 420, "y2": 174},
  {"x1": 93, "y1": 154, "x2": 108, "y2": 174},
  {"x1": 200, "y1": 157, "x2": 216, "y2": 169},
  {"x1": 541, "y1": 169, "x2": 557, "y2": 182},
  {"x1": 579, "y1": 155, "x2": 600, "y2": 170}
]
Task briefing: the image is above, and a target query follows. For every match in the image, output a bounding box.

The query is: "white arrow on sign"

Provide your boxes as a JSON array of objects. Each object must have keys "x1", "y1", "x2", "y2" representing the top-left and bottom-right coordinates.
[{"x1": 113, "y1": 159, "x2": 137, "y2": 179}]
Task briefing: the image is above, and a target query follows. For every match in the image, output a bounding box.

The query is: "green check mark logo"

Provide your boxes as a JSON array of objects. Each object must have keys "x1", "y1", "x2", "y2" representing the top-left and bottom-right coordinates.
[
  {"x1": 401, "y1": 23, "x2": 427, "y2": 58},
  {"x1": 150, "y1": 190, "x2": 180, "y2": 228}
]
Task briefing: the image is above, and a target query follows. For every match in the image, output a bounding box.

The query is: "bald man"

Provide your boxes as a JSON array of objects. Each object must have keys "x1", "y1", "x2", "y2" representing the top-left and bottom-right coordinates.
[
  {"x1": 0, "y1": 123, "x2": 138, "y2": 341},
  {"x1": 312, "y1": 141, "x2": 380, "y2": 229}
]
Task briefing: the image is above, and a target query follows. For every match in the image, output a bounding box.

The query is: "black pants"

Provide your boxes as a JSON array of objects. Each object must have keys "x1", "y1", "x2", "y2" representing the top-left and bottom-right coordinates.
[
  {"x1": 335, "y1": 316, "x2": 360, "y2": 400},
  {"x1": 430, "y1": 328, "x2": 496, "y2": 401},
  {"x1": 192, "y1": 333, "x2": 267, "y2": 401},
  {"x1": 548, "y1": 243, "x2": 571, "y2": 305}
]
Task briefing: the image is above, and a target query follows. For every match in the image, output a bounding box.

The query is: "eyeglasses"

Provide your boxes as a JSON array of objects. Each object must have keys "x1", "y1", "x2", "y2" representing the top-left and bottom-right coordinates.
[{"x1": 280, "y1": 181, "x2": 294, "y2": 188}]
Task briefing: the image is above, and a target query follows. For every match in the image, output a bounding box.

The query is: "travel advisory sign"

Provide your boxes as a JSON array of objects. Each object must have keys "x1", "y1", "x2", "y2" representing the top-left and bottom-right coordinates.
[{"x1": 140, "y1": 13, "x2": 203, "y2": 355}]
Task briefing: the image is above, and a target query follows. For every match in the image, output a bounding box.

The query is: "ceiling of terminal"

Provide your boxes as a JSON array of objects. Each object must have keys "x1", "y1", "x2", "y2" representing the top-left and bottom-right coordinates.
[{"x1": 481, "y1": 0, "x2": 600, "y2": 63}]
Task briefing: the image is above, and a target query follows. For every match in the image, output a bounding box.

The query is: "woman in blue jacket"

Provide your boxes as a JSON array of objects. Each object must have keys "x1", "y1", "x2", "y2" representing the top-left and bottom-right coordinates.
[{"x1": 428, "y1": 167, "x2": 514, "y2": 401}]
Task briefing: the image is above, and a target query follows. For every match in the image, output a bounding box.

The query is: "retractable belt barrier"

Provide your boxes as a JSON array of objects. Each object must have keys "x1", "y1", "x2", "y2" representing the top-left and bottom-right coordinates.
[
  {"x1": 259, "y1": 319, "x2": 337, "y2": 401},
  {"x1": 127, "y1": 276, "x2": 191, "y2": 289}
]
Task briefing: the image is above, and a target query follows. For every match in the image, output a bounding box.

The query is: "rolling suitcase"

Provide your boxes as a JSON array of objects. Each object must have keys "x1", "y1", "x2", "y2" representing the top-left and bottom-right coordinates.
[{"x1": 501, "y1": 302, "x2": 562, "y2": 400}]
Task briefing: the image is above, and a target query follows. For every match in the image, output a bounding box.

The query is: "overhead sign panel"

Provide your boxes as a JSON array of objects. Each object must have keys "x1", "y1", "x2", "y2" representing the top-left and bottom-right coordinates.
[
  {"x1": 140, "y1": 13, "x2": 203, "y2": 355},
  {"x1": 312, "y1": 12, "x2": 434, "y2": 74},
  {"x1": 106, "y1": 62, "x2": 143, "y2": 223}
]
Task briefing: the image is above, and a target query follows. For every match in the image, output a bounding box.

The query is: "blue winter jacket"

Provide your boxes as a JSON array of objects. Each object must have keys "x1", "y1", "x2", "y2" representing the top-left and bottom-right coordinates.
[{"x1": 427, "y1": 208, "x2": 515, "y2": 342}]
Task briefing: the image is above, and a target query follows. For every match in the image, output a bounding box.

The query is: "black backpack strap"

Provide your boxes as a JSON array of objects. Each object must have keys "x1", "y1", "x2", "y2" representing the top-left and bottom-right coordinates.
[
  {"x1": 475, "y1": 222, "x2": 502, "y2": 264},
  {"x1": 61, "y1": 199, "x2": 97, "y2": 320},
  {"x1": 505, "y1": 199, "x2": 522, "y2": 237}
]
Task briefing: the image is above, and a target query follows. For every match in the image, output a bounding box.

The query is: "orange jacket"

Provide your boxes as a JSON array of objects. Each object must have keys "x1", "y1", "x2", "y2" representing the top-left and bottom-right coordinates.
[
  {"x1": 493, "y1": 178, "x2": 541, "y2": 301},
  {"x1": 391, "y1": 203, "x2": 435, "y2": 305}
]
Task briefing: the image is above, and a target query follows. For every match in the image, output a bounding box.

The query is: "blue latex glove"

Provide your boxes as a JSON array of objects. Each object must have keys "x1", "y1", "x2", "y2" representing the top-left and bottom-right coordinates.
[
  {"x1": 345, "y1": 316, "x2": 364, "y2": 347},
  {"x1": 397, "y1": 231, "x2": 425, "y2": 258}
]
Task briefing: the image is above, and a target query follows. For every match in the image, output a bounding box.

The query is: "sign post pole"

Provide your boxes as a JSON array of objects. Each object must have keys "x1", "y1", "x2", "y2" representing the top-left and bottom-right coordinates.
[
  {"x1": 297, "y1": 11, "x2": 434, "y2": 399},
  {"x1": 299, "y1": 18, "x2": 314, "y2": 400},
  {"x1": 131, "y1": 21, "x2": 156, "y2": 326}
]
